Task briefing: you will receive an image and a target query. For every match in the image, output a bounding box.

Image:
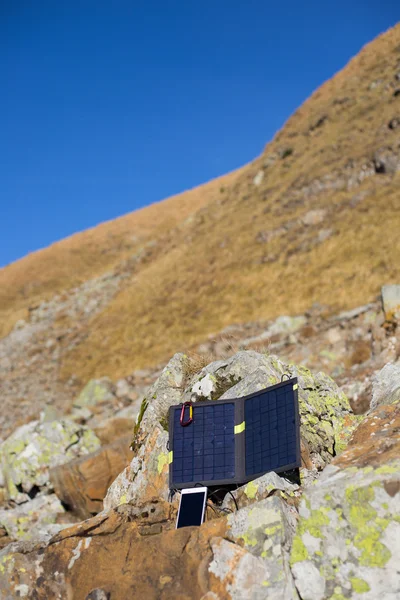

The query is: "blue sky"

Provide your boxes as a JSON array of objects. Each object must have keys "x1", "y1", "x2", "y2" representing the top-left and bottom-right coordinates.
[{"x1": 0, "y1": 1, "x2": 398, "y2": 267}]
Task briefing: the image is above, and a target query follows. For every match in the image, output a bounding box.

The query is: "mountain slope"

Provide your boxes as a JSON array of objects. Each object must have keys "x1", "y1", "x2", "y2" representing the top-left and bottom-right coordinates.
[
  {"x1": 2, "y1": 24, "x2": 400, "y2": 391},
  {"x1": 0, "y1": 169, "x2": 242, "y2": 339}
]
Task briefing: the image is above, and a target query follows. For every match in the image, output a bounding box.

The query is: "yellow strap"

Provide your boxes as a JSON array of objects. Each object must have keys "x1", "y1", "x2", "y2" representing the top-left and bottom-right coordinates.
[
  {"x1": 234, "y1": 421, "x2": 245, "y2": 434},
  {"x1": 168, "y1": 451, "x2": 173, "y2": 464},
  {"x1": 293, "y1": 383, "x2": 298, "y2": 390}
]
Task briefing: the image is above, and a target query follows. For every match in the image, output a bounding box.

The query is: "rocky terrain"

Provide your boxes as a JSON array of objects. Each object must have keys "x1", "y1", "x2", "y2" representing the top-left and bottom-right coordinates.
[
  {"x1": 0, "y1": 326, "x2": 399, "y2": 598},
  {"x1": 0, "y1": 23, "x2": 400, "y2": 600}
]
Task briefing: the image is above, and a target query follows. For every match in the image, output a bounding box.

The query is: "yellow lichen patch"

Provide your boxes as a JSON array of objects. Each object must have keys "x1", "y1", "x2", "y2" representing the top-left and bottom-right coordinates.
[
  {"x1": 157, "y1": 452, "x2": 168, "y2": 475},
  {"x1": 346, "y1": 484, "x2": 391, "y2": 568},
  {"x1": 290, "y1": 535, "x2": 309, "y2": 564},
  {"x1": 350, "y1": 577, "x2": 370, "y2": 593},
  {"x1": 244, "y1": 481, "x2": 258, "y2": 499},
  {"x1": 298, "y1": 508, "x2": 330, "y2": 539}
]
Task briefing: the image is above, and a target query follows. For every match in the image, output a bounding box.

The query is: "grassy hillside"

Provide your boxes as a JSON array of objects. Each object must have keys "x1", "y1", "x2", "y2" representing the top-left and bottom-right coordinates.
[
  {"x1": 2, "y1": 24, "x2": 400, "y2": 385},
  {"x1": 0, "y1": 169, "x2": 242, "y2": 339}
]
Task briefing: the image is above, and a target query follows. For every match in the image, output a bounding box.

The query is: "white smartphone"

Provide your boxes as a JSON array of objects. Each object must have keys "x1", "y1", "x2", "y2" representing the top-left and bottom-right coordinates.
[{"x1": 176, "y1": 487, "x2": 208, "y2": 529}]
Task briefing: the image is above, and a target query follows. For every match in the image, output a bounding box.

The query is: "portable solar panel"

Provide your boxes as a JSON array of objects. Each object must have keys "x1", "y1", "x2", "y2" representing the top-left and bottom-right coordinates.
[{"x1": 168, "y1": 378, "x2": 300, "y2": 489}]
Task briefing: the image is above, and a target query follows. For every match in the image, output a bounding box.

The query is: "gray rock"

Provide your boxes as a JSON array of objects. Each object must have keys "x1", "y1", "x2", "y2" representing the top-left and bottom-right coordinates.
[
  {"x1": 333, "y1": 303, "x2": 375, "y2": 322},
  {"x1": 382, "y1": 284, "x2": 400, "y2": 320},
  {"x1": 185, "y1": 350, "x2": 289, "y2": 405},
  {"x1": 290, "y1": 460, "x2": 400, "y2": 599},
  {"x1": 371, "y1": 362, "x2": 400, "y2": 410},
  {"x1": 0, "y1": 494, "x2": 66, "y2": 542},
  {"x1": 86, "y1": 590, "x2": 109, "y2": 600},
  {"x1": 0, "y1": 419, "x2": 100, "y2": 503},
  {"x1": 132, "y1": 353, "x2": 186, "y2": 449},
  {"x1": 209, "y1": 537, "x2": 298, "y2": 600},
  {"x1": 302, "y1": 209, "x2": 326, "y2": 226},
  {"x1": 373, "y1": 151, "x2": 400, "y2": 175},
  {"x1": 227, "y1": 495, "x2": 297, "y2": 556},
  {"x1": 115, "y1": 379, "x2": 134, "y2": 399},
  {"x1": 291, "y1": 561, "x2": 325, "y2": 600},
  {"x1": 222, "y1": 471, "x2": 300, "y2": 511},
  {"x1": 73, "y1": 378, "x2": 116, "y2": 409},
  {"x1": 253, "y1": 170, "x2": 264, "y2": 186},
  {"x1": 268, "y1": 315, "x2": 307, "y2": 337},
  {"x1": 104, "y1": 426, "x2": 169, "y2": 510},
  {"x1": 210, "y1": 496, "x2": 300, "y2": 599}
]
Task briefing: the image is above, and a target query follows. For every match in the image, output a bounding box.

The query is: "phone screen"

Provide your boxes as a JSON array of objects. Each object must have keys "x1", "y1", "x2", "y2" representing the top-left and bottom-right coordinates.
[{"x1": 176, "y1": 491, "x2": 206, "y2": 528}]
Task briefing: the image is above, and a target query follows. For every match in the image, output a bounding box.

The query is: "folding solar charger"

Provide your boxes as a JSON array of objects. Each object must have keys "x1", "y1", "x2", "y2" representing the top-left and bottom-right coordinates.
[{"x1": 168, "y1": 378, "x2": 301, "y2": 489}]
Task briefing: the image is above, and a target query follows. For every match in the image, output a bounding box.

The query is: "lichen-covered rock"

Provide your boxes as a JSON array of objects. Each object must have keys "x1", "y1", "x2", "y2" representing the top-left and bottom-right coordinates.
[
  {"x1": 104, "y1": 426, "x2": 169, "y2": 510},
  {"x1": 289, "y1": 364, "x2": 359, "y2": 466},
  {"x1": 71, "y1": 377, "x2": 127, "y2": 426},
  {"x1": 209, "y1": 537, "x2": 298, "y2": 600},
  {"x1": 222, "y1": 471, "x2": 300, "y2": 511},
  {"x1": 290, "y1": 400, "x2": 400, "y2": 599},
  {"x1": 112, "y1": 350, "x2": 355, "y2": 510},
  {"x1": 0, "y1": 494, "x2": 66, "y2": 543},
  {"x1": 216, "y1": 495, "x2": 299, "y2": 599},
  {"x1": 268, "y1": 315, "x2": 307, "y2": 337},
  {"x1": 131, "y1": 353, "x2": 186, "y2": 450},
  {"x1": 73, "y1": 378, "x2": 116, "y2": 409},
  {"x1": 0, "y1": 418, "x2": 101, "y2": 503},
  {"x1": 290, "y1": 461, "x2": 400, "y2": 600},
  {"x1": 371, "y1": 362, "x2": 400, "y2": 411}
]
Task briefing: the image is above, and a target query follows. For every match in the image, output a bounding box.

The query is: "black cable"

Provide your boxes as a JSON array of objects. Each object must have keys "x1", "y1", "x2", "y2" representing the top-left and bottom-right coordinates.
[
  {"x1": 207, "y1": 502, "x2": 233, "y2": 516},
  {"x1": 207, "y1": 488, "x2": 239, "y2": 511},
  {"x1": 168, "y1": 487, "x2": 180, "y2": 503},
  {"x1": 206, "y1": 502, "x2": 219, "y2": 516}
]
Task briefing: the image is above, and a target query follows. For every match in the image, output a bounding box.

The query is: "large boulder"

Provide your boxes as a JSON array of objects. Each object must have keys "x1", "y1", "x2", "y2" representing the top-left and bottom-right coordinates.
[
  {"x1": 290, "y1": 402, "x2": 400, "y2": 600},
  {"x1": 107, "y1": 350, "x2": 356, "y2": 511},
  {"x1": 50, "y1": 435, "x2": 132, "y2": 519},
  {"x1": 0, "y1": 418, "x2": 100, "y2": 503}
]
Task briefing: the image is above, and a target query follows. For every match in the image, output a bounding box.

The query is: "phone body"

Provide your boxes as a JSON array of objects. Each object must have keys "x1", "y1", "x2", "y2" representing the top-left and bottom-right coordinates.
[{"x1": 176, "y1": 487, "x2": 207, "y2": 529}]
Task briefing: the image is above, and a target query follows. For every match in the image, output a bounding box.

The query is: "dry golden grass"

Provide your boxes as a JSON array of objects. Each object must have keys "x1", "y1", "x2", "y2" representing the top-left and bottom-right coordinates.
[
  {"x1": 2, "y1": 24, "x2": 400, "y2": 384},
  {"x1": 182, "y1": 352, "x2": 214, "y2": 383},
  {"x1": 0, "y1": 169, "x2": 243, "y2": 339}
]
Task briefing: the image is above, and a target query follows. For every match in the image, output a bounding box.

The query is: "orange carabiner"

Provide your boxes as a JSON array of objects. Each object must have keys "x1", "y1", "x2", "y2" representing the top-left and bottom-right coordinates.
[{"x1": 180, "y1": 402, "x2": 193, "y2": 427}]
